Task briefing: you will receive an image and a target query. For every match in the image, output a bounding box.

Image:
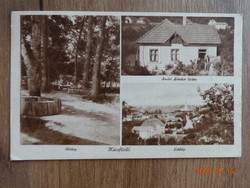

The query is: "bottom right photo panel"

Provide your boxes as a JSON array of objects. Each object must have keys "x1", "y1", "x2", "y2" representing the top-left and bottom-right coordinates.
[{"x1": 122, "y1": 83, "x2": 234, "y2": 145}]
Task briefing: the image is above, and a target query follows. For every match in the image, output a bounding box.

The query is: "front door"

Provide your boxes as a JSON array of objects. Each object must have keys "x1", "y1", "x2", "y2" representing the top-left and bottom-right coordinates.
[{"x1": 198, "y1": 49, "x2": 207, "y2": 60}]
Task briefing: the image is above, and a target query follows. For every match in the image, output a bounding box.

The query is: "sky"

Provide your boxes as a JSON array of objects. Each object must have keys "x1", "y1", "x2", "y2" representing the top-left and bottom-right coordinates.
[{"x1": 122, "y1": 83, "x2": 214, "y2": 106}]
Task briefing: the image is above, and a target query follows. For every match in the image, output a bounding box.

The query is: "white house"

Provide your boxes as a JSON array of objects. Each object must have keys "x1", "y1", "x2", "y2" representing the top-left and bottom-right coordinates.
[
  {"x1": 132, "y1": 118, "x2": 165, "y2": 139},
  {"x1": 208, "y1": 19, "x2": 229, "y2": 30},
  {"x1": 136, "y1": 18, "x2": 221, "y2": 72},
  {"x1": 183, "y1": 115, "x2": 194, "y2": 129},
  {"x1": 136, "y1": 17, "x2": 150, "y2": 24},
  {"x1": 124, "y1": 16, "x2": 137, "y2": 24}
]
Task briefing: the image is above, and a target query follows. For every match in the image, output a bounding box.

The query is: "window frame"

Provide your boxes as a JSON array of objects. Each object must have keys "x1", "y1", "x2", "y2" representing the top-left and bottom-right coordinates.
[
  {"x1": 170, "y1": 49, "x2": 180, "y2": 61},
  {"x1": 149, "y1": 49, "x2": 159, "y2": 62},
  {"x1": 198, "y1": 49, "x2": 207, "y2": 59}
]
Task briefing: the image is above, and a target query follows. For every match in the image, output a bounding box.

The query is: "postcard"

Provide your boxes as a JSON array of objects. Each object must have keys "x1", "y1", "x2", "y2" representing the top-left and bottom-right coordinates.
[{"x1": 11, "y1": 11, "x2": 242, "y2": 160}]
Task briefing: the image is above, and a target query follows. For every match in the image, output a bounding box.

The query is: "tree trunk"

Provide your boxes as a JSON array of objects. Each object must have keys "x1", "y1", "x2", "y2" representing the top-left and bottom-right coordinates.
[
  {"x1": 41, "y1": 16, "x2": 50, "y2": 92},
  {"x1": 82, "y1": 16, "x2": 94, "y2": 89},
  {"x1": 109, "y1": 78, "x2": 113, "y2": 92},
  {"x1": 91, "y1": 16, "x2": 106, "y2": 99},
  {"x1": 21, "y1": 16, "x2": 43, "y2": 96},
  {"x1": 74, "y1": 17, "x2": 85, "y2": 84}
]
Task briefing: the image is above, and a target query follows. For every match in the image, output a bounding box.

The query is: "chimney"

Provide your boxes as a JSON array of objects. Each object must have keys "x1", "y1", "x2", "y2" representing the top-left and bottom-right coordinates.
[{"x1": 183, "y1": 16, "x2": 187, "y2": 25}]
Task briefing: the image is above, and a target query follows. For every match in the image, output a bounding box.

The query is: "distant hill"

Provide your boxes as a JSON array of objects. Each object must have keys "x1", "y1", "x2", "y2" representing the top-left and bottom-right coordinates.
[{"x1": 130, "y1": 105, "x2": 201, "y2": 114}]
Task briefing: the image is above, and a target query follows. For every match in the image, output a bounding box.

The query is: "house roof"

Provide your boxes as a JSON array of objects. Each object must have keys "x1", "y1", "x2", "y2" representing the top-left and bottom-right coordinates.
[
  {"x1": 124, "y1": 16, "x2": 137, "y2": 23},
  {"x1": 137, "y1": 17, "x2": 150, "y2": 22},
  {"x1": 132, "y1": 126, "x2": 154, "y2": 132},
  {"x1": 215, "y1": 22, "x2": 228, "y2": 25},
  {"x1": 209, "y1": 19, "x2": 228, "y2": 25},
  {"x1": 133, "y1": 118, "x2": 165, "y2": 132},
  {"x1": 140, "y1": 118, "x2": 165, "y2": 128},
  {"x1": 137, "y1": 19, "x2": 221, "y2": 45}
]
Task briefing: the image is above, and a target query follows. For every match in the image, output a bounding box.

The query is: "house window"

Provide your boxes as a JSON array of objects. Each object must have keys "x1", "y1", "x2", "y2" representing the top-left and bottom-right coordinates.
[
  {"x1": 198, "y1": 49, "x2": 207, "y2": 60},
  {"x1": 171, "y1": 49, "x2": 179, "y2": 61},
  {"x1": 149, "y1": 49, "x2": 159, "y2": 62}
]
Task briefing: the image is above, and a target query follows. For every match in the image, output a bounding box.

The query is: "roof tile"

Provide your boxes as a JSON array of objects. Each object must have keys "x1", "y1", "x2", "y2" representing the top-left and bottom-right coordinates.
[{"x1": 137, "y1": 19, "x2": 221, "y2": 44}]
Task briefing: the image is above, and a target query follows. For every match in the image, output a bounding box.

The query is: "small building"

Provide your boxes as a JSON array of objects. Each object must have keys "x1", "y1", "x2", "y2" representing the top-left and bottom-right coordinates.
[
  {"x1": 136, "y1": 17, "x2": 221, "y2": 72},
  {"x1": 123, "y1": 115, "x2": 133, "y2": 121},
  {"x1": 136, "y1": 17, "x2": 150, "y2": 24},
  {"x1": 132, "y1": 118, "x2": 165, "y2": 139},
  {"x1": 183, "y1": 115, "x2": 193, "y2": 129},
  {"x1": 124, "y1": 16, "x2": 137, "y2": 24},
  {"x1": 165, "y1": 116, "x2": 182, "y2": 122},
  {"x1": 165, "y1": 121, "x2": 183, "y2": 128},
  {"x1": 208, "y1": 19, "x2": 229, "y2": 30},
  {"x1": 164, "y1": 113, "x2": 182, "y2": 122}
]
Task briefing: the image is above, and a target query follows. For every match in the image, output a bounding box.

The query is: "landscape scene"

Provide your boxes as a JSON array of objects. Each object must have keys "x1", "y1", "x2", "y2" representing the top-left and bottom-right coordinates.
[
  {"x1": 20, "y1": 15, "x2": 120, "y2": 145},
  {"x1": 122, "y1": 83, "x2": 234, "y2": 145}
]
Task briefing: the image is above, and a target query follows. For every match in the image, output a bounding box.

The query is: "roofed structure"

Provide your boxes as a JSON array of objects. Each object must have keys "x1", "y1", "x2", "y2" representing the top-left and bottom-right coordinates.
[
  {"x1": 140, "y1": 118, "x2": 165, "y2": 128},
  {"x1": 136, "y1": 17, "x2": 151, "y2": 24},
  {"x1": 132, "y1": 118, "x2": 165, "y2": 139},
  {"x1": 208, "y1": 19, "x2": 229, "y2": 30},
  {"x1": 124, "y1": 16, "x2": 137, "y2": 24},
  {"x1": 137, "y1": 19, "x2": 221, "y2": 45}
]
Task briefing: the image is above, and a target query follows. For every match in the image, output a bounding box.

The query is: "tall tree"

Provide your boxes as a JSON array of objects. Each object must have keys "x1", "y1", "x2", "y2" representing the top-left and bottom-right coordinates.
[
  {"x1": 46, "y1": 15, "x2": 74, "y2": 81},
  {"x1": 82, "y1": 16, "x2": 94, "y2": 89},
  {"x1": 99, "y1": 16, "x2": 120, "y2": 93},
  {"x1": 91, "y1": 16, "x2": 106, "y2": 99},
  {"x1": 40, "y1": 16, "x2": 50, "y2": 92},
  {"x1": 21, "y1": 16, "x2": 43, "y2": 96},
  {"x1": 73, "y1": 17, "x2": 85, "y2": 84}
]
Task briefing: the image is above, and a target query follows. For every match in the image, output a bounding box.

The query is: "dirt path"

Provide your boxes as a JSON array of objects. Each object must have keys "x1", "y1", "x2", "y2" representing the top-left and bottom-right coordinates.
[
  {"x1": 61, "y1": 104, "x2": 115, "y2": 125},
  {"x1": 21, "y1": 117, "x2": 106, "y2": 145},
  {"x1": 21, "y1": 91, "x2": 120, "y2": 145}
]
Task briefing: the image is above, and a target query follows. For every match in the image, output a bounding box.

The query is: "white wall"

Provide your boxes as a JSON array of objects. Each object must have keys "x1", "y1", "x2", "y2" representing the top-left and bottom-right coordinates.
[
  {"x1": 214, "y1": 24, "x2": 227, "y2": 30},
  {"x1": 139, "y1": 45, "x2": 170, "y2": 71},
  {"x1": 139, "y1": 45, "x2": 218, "y2": 71},
  {"x1": 139, "y1": 131, "x2": 151, "y2": 139},
  {"x1": 137, "y1": 127, "x2": 165, "y2": 139}
]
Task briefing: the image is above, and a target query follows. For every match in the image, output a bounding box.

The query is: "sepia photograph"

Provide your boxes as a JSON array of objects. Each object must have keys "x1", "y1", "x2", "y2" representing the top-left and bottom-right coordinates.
[
  {"x1": 122, "y1": 83, "x2": 234, "y2": 145},
  {"x1": 11, "y1": 12, "x2": 241, "y2": 160},
  {"x1": 122, "y1": 16, "x2": 234, "y2": 76},
  {"x1": 20, "y1": 14, "x2": 120, "y2": 145}
]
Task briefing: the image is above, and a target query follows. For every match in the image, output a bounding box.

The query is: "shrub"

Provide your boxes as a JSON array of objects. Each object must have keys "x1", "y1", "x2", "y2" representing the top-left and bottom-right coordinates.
[
  {"x1": 146, "y1": 137, "x2": 158, "y2": 145},
  {"x1": 122, "y1": 120, "x2": 144, "y2": 128},
  {"x1": 165, "y1": 64, "x2": 174, "y2": 70},
  {"x1": 171, "y1": 61, "x2": 185, "y2": 75},
  {"x1": 176, "y1": 123, "x2": 183, "y2": 129},
  {"x1": 171, "y1": 68, "x2": 182, "y2": 75},
  {"x1": 183, "y1": 128, "x2": 196, "y2": 134},
  {"x1": 122, "y1": 132, "x2": 140, "y2": 145},
  {"x1": 169, "y1": 124, "x2": 175, "y2": 129},
  {"x1": 214, "y1": 61, "x2": 222, "y2": 74},
  {"x1": 166, "y1": 122, "x2": 183, "y2": 129},
  {"x1": 132, "y1": 65, "x2": 150, "y2": 75},
  {"x1": 185, "y1": 64, "x2": 198, "y2": 76},
  {"x1": 180, "y1": 133, "x2": 198, "y2": 145},
  {"x1": 166, "y1": 137, "x2": 178, "y2": 145},
  {"x1": 160, "y1": 137, "x2": 168, "y2": 145},
  {"x1": 165, "y1": 129, "x2": 173, "y2": 134}
]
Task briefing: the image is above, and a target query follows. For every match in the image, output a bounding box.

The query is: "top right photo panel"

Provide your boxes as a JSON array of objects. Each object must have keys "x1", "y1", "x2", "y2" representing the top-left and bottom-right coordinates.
[{"x1": 121, "y1": 16, "x2": 234, "y2": 76}]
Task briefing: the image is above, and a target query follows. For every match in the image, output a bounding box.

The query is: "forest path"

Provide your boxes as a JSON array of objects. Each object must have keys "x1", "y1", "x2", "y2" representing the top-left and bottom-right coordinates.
[{"x1": 21, "y1": 91, "x2": 120, "y2": 145}]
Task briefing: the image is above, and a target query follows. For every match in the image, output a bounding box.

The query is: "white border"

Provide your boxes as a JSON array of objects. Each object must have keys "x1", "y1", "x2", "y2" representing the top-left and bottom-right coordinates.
[{"x1": 11, "y1": 11, "x2": 242, "y2": 160}]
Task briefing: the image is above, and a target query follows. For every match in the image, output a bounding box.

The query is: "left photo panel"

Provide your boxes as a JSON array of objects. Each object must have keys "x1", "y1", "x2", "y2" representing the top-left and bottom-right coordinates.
[{"x1": 20, "y1": 15, "x2": 121, "y2": 145}]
